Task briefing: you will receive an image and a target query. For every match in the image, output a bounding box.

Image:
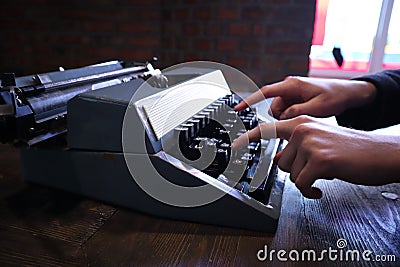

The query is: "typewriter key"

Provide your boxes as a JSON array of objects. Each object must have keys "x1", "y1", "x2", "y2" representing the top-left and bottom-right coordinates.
[
  {"x1": 187, "y1": 119, "x2": 200, "y2": 134},
  {"x1": 181, "y1": 123, "x2": 195, "y2": 138},
  {"x1": 193, "y1": 114, "x2": 206, "y2": 129}
]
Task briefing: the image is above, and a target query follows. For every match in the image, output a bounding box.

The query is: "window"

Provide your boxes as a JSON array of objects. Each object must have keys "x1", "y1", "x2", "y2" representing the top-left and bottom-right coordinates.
[
  {"x1": 309, "y1": 0, "x2": 400, "y2": 78},
  {"x1": 383, "y1": 0, "x2": 400, "y2": 69}
]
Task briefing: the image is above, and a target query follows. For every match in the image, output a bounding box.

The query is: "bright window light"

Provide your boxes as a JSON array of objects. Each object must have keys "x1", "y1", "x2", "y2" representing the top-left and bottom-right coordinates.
[
  {"x1": 383, "y1": 0, "x2": 400, "y2": 69},
  {"x1": 309, "y1": 0, "x2": 399, "y2": 78}
]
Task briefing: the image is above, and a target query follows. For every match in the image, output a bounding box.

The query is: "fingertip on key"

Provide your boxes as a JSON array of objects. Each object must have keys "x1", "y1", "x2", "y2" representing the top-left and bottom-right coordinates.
[
  {"x1": 233, "y1": 102, "x2": 246, "y2": 111},
  {"x1": 231, "y1": 135, "x2": 248, "y2": 151}
]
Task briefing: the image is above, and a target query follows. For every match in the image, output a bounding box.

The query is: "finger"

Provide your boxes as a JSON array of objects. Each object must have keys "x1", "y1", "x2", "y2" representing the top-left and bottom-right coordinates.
[
  {"x1": 231, "y1": 125, "x2": 261, "y2": 150},
  {"x1": 270, "y1": 97, "x2": 287, "y2": 119},
  {"x1": 294, "y1": 163, "x2": 323, "y2": 199},
  {"x1": 274, "y1": 119, "x2": 301, "y2": 140},
  {"x1": 276, "y1": 142, "x2": 298, "y2": 174},
  {"x1": 234, "y1": 80, "x2": 295, "y2": 111},
  {"x1": 231, "y1": 123, "x2": 272, "y2": 150},
  {"x1": 287, "y1": 152, "x2": 306, "y2": 184},
  {"x1": 234, "y1": 90, "x2": 265, "y2": 111},
  {"x1": 234, "y1": 99, "x2": 250, "y2": 111},
  {"x1": 280, "y1": 97, "x2": 327, "y2": 119},
  {"x1": 232, "y1": 119, "x2": 296, "y2": 150}
]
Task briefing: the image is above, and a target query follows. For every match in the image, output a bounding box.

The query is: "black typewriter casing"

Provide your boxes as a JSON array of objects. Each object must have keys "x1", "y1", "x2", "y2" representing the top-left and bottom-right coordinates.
[{"x1": 16, "y1": 65, "x2": 287, "y2": 233}]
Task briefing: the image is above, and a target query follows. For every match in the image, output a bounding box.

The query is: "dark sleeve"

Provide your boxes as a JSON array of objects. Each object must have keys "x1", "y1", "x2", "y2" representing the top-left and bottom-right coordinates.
[{"x1": 336, "y1": 69, "x2": 400, "y2": 130}]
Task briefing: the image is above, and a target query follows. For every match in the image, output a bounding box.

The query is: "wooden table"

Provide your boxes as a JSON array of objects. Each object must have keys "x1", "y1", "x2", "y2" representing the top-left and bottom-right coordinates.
[{"x1": 0, "y1": 143, "x2": 399, "y2": 266}]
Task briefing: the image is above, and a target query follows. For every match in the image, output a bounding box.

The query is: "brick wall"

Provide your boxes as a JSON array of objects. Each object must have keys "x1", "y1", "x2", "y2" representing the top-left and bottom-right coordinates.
[{"x1": 0, "y1": 0, "x2": 315, "y2": 86}]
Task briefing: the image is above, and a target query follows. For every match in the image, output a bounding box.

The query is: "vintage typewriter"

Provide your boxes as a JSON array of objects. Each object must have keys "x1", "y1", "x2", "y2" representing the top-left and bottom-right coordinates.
[{"x1": 0, "y1": 60, "x2": 287, "y2": 233}]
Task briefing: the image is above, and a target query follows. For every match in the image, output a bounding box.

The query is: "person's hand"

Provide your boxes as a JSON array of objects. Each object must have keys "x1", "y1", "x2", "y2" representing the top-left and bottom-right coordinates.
[
  {"x1": 232, "y1": 116, "x2": 400, "y2": 199},
  {"x1": 234, "y1": 76, "x2": 377, "y2": 120}
]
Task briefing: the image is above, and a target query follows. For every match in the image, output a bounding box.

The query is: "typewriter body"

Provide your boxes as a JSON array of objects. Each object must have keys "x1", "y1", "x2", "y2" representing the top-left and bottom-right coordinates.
[{"x1": 0, "y1": 61, "x2": 287, "y2": 233}]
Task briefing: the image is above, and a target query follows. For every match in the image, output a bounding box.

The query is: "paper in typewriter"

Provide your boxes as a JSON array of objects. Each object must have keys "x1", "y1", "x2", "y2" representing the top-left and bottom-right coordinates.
[{"x1": 136, "y1": 70, "x2": 231, "y2": 140}]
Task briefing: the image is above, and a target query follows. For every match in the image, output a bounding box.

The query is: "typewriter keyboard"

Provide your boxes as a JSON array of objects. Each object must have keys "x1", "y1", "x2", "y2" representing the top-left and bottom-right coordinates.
[{"x1": 166, "y1": 93, "x2": 279, "y2": 205}]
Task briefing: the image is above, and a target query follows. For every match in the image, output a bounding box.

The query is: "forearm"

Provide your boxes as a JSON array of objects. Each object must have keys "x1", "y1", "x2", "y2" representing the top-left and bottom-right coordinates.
[
  {"x1": 370, "y1": 124, "x2": 400, "y2": 183},
  {"x1": 368, "y1": 131, "x2": 400, "y2": 184}
]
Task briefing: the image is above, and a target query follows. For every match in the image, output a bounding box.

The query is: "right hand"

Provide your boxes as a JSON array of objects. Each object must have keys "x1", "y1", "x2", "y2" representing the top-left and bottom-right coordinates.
[
  {"x1": 234, "y1": 76, "x2": 377, "y2": 120},
  {"x1": 232, "y1": 115, "x2": 400, "y2": 199}
]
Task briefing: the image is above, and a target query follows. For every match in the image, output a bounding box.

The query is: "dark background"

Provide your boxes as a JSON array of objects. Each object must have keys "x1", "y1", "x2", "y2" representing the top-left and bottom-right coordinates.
[{"x1": 0, "y1": 0, "x2": 316, "y2": 86}]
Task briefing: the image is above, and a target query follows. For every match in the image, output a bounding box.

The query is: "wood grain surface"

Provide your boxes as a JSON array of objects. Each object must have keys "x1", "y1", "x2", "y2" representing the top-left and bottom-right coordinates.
[{"x1": 0, "y1": 144, "x2": 398, "y2": 266}]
